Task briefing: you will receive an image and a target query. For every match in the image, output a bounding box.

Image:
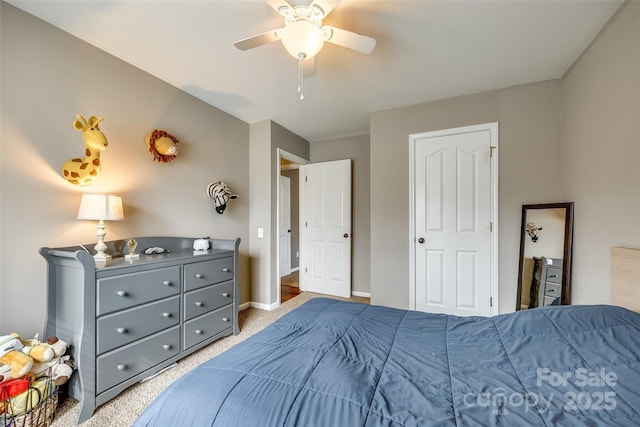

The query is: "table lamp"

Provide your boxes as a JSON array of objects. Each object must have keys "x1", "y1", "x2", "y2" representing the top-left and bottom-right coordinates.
[{"x1": 77, "y1": 193, "x2": 124, "y2": 262}]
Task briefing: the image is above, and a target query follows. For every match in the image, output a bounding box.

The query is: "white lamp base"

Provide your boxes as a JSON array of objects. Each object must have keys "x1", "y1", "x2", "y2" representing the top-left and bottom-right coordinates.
[
  {"x1": 93, "y1": 219, "x2": 112, "y2": 263},
  {"x1": 93, "y1": 253, "x2": 112, "y2": 263}
]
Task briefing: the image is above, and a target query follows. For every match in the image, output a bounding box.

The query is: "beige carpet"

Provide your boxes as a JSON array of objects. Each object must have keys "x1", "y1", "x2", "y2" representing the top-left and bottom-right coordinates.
[{"x1": 52, "y1": 292, "x2": 369, "y2": 426}]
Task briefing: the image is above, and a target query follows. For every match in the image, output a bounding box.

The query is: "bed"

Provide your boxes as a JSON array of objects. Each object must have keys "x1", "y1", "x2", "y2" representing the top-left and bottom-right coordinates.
[{"x1": 134, "y1": 249, "x2": 640, "y2": 426}]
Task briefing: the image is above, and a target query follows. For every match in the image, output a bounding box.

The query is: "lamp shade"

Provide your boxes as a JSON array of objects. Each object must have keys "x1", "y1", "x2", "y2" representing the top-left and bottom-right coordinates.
[
  {"x1": 280, "y1": 20, "x2": 325, "y2": 59},
  {"x1": 77, "y1": 194, "x2": 124, "y2": 221}
]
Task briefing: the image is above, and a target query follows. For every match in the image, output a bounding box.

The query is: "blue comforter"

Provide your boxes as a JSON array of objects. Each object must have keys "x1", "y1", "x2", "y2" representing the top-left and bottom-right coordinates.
[{"x1": 134, "y1": 298, "x2": 640, "y2": 426}]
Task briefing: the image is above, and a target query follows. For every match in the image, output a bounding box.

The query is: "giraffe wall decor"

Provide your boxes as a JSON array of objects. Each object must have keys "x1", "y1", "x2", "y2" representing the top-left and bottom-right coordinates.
[{"x1": 61, "y1": 114, "x2": 109, "y2": 185}]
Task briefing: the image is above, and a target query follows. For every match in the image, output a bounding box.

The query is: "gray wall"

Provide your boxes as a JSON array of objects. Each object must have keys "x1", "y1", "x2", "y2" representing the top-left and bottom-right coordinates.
[
  {"x1": 369, "y1": 1, "x2": 640, "y2": 312},
  {"x1": 561, "y1": 1, "x2": 640, "y2": 304},
  {"x1": 249, "y1": 120, "x2": 309, "y2": 308},
  {"x1": 1, "y1": 3, "x2": 250, "y2": 335},
  {"x1": 370, "y1": 81, "x2": 563, "y2": 313},
  {"x1": 310, "y1": 134, "x2": 371, "y2": 295}
]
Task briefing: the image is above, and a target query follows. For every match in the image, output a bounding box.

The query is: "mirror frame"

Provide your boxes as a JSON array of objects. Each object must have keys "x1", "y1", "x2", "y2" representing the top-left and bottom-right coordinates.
[{"x1": 515, "y1": 202, "x2": 574, "y2": 310}]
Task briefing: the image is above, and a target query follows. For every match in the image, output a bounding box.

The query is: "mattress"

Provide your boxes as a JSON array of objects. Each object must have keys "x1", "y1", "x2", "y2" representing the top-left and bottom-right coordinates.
[{"x1": 134, "y1": 298, "x2": 640, "y2": 426}]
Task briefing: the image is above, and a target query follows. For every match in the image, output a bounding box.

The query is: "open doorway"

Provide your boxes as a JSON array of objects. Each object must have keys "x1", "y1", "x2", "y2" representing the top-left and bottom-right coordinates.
[{"x1": 278, "y1": 149, "x2": 307, "y2": 303}]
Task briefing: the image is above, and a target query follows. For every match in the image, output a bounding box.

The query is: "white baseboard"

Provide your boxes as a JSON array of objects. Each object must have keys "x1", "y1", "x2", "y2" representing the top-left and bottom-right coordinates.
[
  {"x1": 351, "y1": 291, "x2": 371, "y2": 298},
  {"x1": 238, "y1": 301, "x2": 251, "y2": 311},
  {"x1": 248, "y1": 301, "x2": 280, "y2": 311}
]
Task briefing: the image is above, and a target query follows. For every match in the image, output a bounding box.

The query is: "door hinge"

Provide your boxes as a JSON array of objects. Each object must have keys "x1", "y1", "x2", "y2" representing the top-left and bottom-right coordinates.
[
  {"x1": 490, "y1": 146, "x2": 496, "y2": 157},
  {"x1": 490, "y1": 297, "x2": 493, "y2": 307},
  {"x1": 490, "y1": 222, "x2": 493, "y2": 232},
  {"x1": 305, "y1": 267, "x2": 308, "y2": 273}
]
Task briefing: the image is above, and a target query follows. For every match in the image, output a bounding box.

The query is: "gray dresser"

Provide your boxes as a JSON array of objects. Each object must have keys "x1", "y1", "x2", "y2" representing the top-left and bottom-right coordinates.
[
  {"x1": 40, "y1": 236, "x2": 240, "y2": 424},
  {"x1": 538, "y1": 256, "x2": 563, "y2": 306}
]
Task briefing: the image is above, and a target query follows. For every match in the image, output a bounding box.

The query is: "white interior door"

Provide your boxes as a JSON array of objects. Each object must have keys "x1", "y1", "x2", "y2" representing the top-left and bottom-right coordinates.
[
  {"x1": 279, "y1": 175, "x2": 292, "y2": 277},
  {"x1": 300, "y1": 159, "x2": 351, "y2": 298},
  {"x1": 412, "y1": 123, "x2": 498, "y2": 316}
]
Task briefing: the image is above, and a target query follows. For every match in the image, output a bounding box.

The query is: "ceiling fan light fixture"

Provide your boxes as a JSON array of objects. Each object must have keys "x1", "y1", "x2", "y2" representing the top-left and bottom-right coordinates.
[{"x1": 280, "y1": 19, "x2": 325, "y2": 60}]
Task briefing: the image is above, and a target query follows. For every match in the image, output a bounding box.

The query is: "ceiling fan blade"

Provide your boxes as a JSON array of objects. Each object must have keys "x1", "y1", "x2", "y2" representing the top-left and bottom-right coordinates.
[
  {"x1": 265, "y1": 0, "x2": 292, "y2": 16},
  {"x1": 234, "y1": 30, "x2": 281, "y2": 51},
  {"x1": 323, "y1": 26, "x2": 376, "y2": 54},
  {"x1": 309, "y1": 0, "x2": 340, "y2": 17}
]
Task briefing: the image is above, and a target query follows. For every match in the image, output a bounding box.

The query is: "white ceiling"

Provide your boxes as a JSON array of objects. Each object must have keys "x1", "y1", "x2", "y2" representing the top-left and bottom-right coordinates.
[{"x1": 7, "y1": 0, "x2": 623, "y2": 142}]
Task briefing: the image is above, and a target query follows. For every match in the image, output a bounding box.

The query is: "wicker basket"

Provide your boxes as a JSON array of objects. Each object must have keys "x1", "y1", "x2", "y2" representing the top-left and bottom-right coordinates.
[{"x1": 1, "y1": 371, "x2": 58, "y2": 427}]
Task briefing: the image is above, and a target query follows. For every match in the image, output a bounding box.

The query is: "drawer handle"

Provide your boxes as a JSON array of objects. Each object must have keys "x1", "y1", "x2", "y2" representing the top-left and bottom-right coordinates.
[
  {"x1": 117, "y1": 364, "x2": 127, "y2": 371},
  {"x1": 162, "y1": 280, "x2": 171, "y2": 286},
  {"x1": 221, "y1": 268, "x2": 231, "y2": 273},
  {"x1": 162, "y1": 312, "x2": 171, "y2": 318},
  {"x1": 194, "y1": 273, "x2": 204, "y2": 279},
  {"x1": 549, "y1": 275, "x2": 559, "y2": 278},
  {"x1": 116, "y1": 327, "x2": 127, "y2": 334},
  {"x1": 194, "y1": 329, "x2": 203, "y2": 335},
  {"x1": 194, "y1": 301, "x2": 203, "y2": 307},
  {"x1": 116, "y1": 290, "x2": 127, "y2": 297},
  {"x1": 222, "y1": 317, "x2": 229, "y2": 322},
  {"x1": 163, "y1": 344, "x2": 171, "y2": 351},
  {"x1": 222, "y1": 292, "x2": 230, "y2": 298}
]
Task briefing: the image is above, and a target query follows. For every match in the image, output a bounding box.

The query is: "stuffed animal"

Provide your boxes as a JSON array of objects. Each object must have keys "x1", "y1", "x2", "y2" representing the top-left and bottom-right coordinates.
[
  {"x1": 13, "y1": 334, "x2": 54, "y2": 363},
  {"x1": 0, "y1": 334, "x2": 33, "y2": 379},
  {"x1": 30, "y1": 355, "x2": 74, "y2": 387},
  {"x1": 46, "y1": 336, "x2": 68, "y2": 358},
  {"x1": 52, "y1": 356, "x2": 74, "y2": 386}
]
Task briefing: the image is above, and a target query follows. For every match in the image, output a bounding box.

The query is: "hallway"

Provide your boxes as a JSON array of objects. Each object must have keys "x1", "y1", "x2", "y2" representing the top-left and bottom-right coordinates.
[{"x1": 281, "y1": 270, "x2": 300, "y2": 302}]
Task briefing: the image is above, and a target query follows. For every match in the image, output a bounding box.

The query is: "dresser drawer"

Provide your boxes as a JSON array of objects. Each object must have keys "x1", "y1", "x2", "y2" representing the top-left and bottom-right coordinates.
[
  {"x1": 544, "y1": 282, "x2": 562, "y2": 298},
  {"x1": 183, "y1": 305, "x2": 233, "y2": 350},
  {"x1": 97, "y1": 266, "x2": 180, "y2": 315},
  {"x1": 96, "y1": 326, "x2": 180, "y2": 394},
  {"x1": 97, "y1": 296, "x2": 180, "y2": 355},
  {"x1": 184, "y1": 257, "x2": 234, "y2": 291},
  {"x1": 545, "y1": 267, "x2": 562, "y2": 284},
  {"x1": 184, "y1": 281, "x2": 233, "y2": 321}
]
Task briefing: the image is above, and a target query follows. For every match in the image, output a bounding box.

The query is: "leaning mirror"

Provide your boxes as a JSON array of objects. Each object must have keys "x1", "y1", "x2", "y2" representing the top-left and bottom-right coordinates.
[{"x1": 516, "y1": 202, "x2": 574, "y2": 310}]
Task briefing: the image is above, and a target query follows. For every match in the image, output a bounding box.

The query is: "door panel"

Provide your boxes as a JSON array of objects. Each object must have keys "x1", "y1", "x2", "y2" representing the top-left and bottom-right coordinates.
[
  {"x1": 301, "y1": 159, "x2": 351, "y2": 298},
  {"x1": 279, "y1": 175, "x2": 291, "y2": 277},
  {"x1": 414, "y1": 125, "x2": 496, "y2": 316}
]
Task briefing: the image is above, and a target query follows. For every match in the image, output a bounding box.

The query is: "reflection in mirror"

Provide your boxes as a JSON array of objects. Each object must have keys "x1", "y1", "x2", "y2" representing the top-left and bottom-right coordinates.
[{"x1": 516, "y1": 202, "x2": 574, "y2": 310}]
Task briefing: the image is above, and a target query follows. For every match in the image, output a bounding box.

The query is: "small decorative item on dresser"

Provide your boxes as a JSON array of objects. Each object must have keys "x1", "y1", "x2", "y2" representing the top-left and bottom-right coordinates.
[
  {"x1": 125, "y1": 239, "x2": 139, "y2": 260},
  {"x1": 193, "y1": 237, "x2": 210, "y2": 251}
]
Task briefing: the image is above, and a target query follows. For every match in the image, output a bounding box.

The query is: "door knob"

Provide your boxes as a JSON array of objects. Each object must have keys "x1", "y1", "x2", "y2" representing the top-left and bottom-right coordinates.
[
  {"x1": 343, "y1": 233, "x2": 349, "y2": 238},
  {"x1": 418, "y1": 237, "x2": 425, "y2": 244}
]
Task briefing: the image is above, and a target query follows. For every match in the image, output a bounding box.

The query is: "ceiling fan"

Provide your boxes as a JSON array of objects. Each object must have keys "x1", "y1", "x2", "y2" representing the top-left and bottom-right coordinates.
[{"x1": 234, "y1": 0, "x2": 376, "y2": 99}]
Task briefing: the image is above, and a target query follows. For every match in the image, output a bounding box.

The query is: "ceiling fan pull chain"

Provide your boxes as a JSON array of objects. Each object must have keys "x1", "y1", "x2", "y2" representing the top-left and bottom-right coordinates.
[{"x1": 298, "y1": 54, "x2": 305, "y2": 100}]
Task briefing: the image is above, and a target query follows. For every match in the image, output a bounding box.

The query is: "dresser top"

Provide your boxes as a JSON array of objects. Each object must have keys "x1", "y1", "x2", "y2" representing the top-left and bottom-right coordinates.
[{"x1": 41, "y1": 236, "x2": 239, "y2": 275}]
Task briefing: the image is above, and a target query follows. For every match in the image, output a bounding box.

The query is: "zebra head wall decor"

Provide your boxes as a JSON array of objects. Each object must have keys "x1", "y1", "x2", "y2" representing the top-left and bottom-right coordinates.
[
  {"x1": 206, "y1": 181, "x2": 238, "y2": 214},
  {"x1": 525, "y1": 222, "x2": 543, "y2": 242}
]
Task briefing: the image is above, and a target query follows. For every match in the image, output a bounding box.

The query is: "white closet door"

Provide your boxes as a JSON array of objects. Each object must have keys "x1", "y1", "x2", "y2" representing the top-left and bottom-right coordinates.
[{"x1": 413, "y1": 124, "x2": 497, "y2": 316}]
